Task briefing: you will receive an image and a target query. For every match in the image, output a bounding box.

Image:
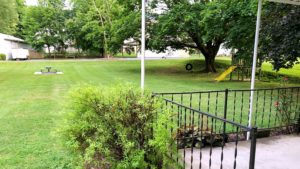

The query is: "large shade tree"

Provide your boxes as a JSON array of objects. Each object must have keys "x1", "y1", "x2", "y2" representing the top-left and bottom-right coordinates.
[
  {"x1": 225, "y1": 1, "x2": 300, "y2": 71},
  {"x1": 149, "y1": 0, "x2": 236, "y2": 72},
  {"x1": 260, "y1": 3, "x2": 300, "y2": 71},
  {"x1": 222, "y1": 0, "x2": 257, "y2": 65},
  {"x1": 70, "y1": 0, "x2": 141, "y2": 57},
  {"x1": 22, "y1": 0, "x2": 69, "y2": 55}
]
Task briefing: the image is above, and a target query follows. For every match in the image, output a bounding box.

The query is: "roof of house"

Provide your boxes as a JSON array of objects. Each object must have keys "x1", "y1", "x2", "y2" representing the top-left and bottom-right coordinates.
[{"x1": 0, "y1": 33, "x2": 25, "y2": 43}]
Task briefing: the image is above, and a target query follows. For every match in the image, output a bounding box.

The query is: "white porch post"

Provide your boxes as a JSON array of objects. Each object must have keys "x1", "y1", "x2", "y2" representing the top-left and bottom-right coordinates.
[{"x1": 247, "y1": 0, "x2": 263, "y2": 140}]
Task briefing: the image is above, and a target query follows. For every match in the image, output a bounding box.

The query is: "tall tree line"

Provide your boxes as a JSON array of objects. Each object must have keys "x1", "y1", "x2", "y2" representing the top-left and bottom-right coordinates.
[
  {"x1": 18, "y1": 0, "x2": 141, "y2": 57},
  {"x1": 0, "y1": 0, "x2": 298, "y2": 71},
  {"x1": 68, "y1": 0, "x2": 141, "y2": 57},
  {"x1": 149, "y1": 0, "x2": 299, "y2": 72}
]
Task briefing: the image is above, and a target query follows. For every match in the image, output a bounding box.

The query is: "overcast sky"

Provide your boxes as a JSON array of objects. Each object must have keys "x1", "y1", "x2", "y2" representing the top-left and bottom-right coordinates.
[
  {"x1": 25, "y1": 0, "x2": 72, "y2": 9},
  {"x1": 25, "y1": 0, "x2": 38, "y2": 6}
]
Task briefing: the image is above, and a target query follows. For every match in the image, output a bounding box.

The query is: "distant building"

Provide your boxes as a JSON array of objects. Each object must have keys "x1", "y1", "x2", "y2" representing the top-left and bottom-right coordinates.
[{"x1": 0, "y1": 33, "x2": 31, "y2": 60}]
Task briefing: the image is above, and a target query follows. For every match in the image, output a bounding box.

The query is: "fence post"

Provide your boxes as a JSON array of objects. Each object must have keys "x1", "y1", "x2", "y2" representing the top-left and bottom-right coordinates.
[
  {"x1": 223, "y1": 89, "x2": 229, "y2": 138},
  {"x1": 249, "y1": 127, "x2": 257, "y2": 169}
]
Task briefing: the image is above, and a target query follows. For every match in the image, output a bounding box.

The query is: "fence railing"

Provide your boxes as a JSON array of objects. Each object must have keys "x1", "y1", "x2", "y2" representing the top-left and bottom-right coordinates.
[
  {"x1": 154, "y1": 87, "x2": 300, "y2": 169},
  {"x1": 162, "y1": 98, "x2": 257, "y2": 169},
  {"x1": 155, "y1": 87, "x2": 300, "y2": 134}
]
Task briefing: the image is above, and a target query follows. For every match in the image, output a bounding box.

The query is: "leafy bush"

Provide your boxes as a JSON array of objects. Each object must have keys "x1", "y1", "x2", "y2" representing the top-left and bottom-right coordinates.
[
  {"x1": 63, "y1": 84, "x2": 179, "y2": 169},
  {"x1": 0, "y1": 53, "x2": 6, "y2": 60}
]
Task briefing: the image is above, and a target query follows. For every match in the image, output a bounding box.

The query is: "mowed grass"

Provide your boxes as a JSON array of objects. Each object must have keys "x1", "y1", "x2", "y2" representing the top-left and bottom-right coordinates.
[
  {"x1": 262, "y1": 62, "x2": 300, "y2": 78},
  {"x1": 0, "y1": 58, "x2": 299, "y2": 168}
]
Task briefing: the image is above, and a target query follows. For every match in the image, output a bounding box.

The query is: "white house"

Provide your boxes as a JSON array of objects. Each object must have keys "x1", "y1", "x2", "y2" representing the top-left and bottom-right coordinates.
[{"x1": 0, "y1": 33, "x2": 31, "y2": 60}]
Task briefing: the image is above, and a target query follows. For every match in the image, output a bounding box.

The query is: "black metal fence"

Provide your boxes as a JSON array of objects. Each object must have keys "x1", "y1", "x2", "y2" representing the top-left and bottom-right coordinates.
[
  {"x1": 162, "y1": 98, "x2": 257, "y2": 169},
  {"x1": 155, "y1": 87, "x2": 300, "y2": 133},
  {"x1": 154, "y1": 86, "x2": 300, "y2": 169}
]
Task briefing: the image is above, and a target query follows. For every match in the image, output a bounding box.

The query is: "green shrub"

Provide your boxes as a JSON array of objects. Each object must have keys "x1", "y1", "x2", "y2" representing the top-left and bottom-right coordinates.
[
  {"x1": 63, "y1": 84, "x2": 179, "y2": 169},
  {"x1": 0, "y1": 53, "x2": 6, "y2": 60},
  {"x1": 275, "y1": 78, "x2": 298, "y2": 133}
]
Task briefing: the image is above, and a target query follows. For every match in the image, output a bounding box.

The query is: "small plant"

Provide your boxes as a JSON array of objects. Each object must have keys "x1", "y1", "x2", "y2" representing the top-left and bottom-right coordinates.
[
  {"x1": 0, "y1": 53, "x2": 6, "y2": 60},
  {"x1": 62, "y1": 84, "x2": 179, "y2": 169}
]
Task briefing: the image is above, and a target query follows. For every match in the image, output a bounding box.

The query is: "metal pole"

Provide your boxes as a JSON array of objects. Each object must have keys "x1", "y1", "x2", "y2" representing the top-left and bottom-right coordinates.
[
  {"x1": 141, "y1": 0, "x2": 146, "y2": 91},
  {"x1": 223, "y1": 89, "x2": 229, "y2": 136},
  {"x1": 247, "y1": 0, "x2": 262, "y2": 140},
  {"x1": 249, "y1": 127, "x2": 257, "y2": 169}
]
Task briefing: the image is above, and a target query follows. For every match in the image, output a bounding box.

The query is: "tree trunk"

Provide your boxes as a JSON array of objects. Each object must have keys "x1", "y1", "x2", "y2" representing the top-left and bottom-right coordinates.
[
  {"x1": 197, "y1": 41, "x2": 222, "y2": 73},
  {"x1": 199, "y1": 47, "x2": 218, "y2": 73},
  {"x1": 101, "y1": 47, "x2": 111, "y2": 58},
  {"x1": 204, "y1": 55, "x2": 217, "y2": 73},
  {"x1": 47, "y1": 45, "x2": 51, "y2": 58},
  {"x1": 100, "y1": 48, "x2": 104, "y2": 58}
]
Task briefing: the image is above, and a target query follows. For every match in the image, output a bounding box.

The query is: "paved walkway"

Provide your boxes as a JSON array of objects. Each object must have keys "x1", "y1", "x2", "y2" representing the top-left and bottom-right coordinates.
[{"x1": 183, "y1": 134, "x2": 300, "y2": 169}]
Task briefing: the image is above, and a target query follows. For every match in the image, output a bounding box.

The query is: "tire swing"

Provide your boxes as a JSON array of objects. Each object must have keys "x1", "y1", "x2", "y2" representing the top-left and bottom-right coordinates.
[{"x1": 185, "y1": 63, "x2": 193, "y2": 71}]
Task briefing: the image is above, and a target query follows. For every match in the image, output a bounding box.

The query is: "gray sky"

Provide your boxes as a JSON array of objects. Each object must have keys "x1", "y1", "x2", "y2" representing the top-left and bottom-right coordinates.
[
  {"x1": 25, "y1": 0, "x2": 72, "y2": 9},
  {"x1": 25, "y1": 0, "x2": 38, "y2": 6}
]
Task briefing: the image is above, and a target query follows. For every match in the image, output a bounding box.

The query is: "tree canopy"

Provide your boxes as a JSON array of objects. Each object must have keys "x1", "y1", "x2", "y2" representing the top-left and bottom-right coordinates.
[
  {"x1": 22, "y1": 0, "x2": 68, "y2": 54},
  {"x1": 14, "y1": 0, "x2": 26, "y2": 38},
  {"x1": 68, "y1": 0, "x2": 141, "y2": 57},
  {"x1": 10, "y1": 0, "x2": 299, "y2": 71},
  {"x1": 149, "y1": 0, "x2": 249, "y2": 72},
  {"x1": 260, "y1": 3, "x2": 300, "y2": 71},
  {"x1": 0, "y1": 0, "x2": 19, "y2": 34},
  {"x1": 224, "y1": 1, "x2": 300, "y2": 71}
]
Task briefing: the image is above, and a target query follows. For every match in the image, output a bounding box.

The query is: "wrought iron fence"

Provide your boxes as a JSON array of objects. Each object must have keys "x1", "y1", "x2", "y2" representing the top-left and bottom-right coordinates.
[
  {"x1": 162, "y1": 98, "x2": 257, "y2": 169},
  {"x1": 154, "y1": 87, "x2": 300, "y2": 168},
  {"x1": 155, "y1": 87, "x2": 300, "y2": 134}
]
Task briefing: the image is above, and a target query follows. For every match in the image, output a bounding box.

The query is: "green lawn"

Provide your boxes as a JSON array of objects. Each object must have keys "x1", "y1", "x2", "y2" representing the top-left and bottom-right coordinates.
[
  {"x1": 113, "y1": 52, "x2": 137, "y2": 58},
  {"x1": 0, "y1": 58, "x2": 299, "y2": 168},
  {"x1": 262, "y1": 62, "x2": 300, "y2": 78}
]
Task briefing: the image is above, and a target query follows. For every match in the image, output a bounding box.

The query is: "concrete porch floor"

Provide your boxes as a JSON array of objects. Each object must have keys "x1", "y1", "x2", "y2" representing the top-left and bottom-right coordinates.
[{"x1": 182, "y1": 134, "x2": 300, "y2": 169}]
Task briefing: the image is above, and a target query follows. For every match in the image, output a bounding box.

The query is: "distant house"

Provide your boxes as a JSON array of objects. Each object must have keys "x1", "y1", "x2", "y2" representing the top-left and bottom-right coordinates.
[{"x1": 0, "y1": 33, "x2": 31, "y2": 60}]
